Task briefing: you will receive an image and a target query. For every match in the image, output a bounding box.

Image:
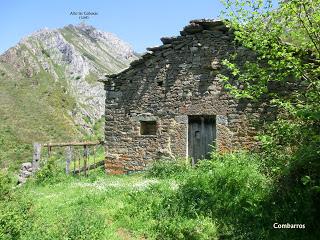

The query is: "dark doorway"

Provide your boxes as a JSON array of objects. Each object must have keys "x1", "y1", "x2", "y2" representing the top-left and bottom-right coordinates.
[{"x1": 188, "y1": 115, "x2": 216, "y2": 164}]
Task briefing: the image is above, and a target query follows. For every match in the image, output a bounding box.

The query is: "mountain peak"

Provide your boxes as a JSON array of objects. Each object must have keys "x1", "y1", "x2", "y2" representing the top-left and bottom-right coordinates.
[
  {"x1": 65, "y1": 22, "x2": 96, "y2": 31},
  {"x1": 75, "y1": 22, "x2": 95, "y2": 30},
  {"x1": 0, "y1": 23, "x2": 138, "y2": 147}
]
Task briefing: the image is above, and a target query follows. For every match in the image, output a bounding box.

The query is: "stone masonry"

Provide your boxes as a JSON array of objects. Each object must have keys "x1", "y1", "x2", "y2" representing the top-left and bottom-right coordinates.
[{"x1": 101, "y1": 19, "x2": 276, "y2": 174}]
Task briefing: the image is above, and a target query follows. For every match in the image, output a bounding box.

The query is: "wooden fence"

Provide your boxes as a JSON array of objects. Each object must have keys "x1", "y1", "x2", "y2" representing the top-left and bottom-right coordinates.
[{"x1": 33, "y1": 141, "x2": 105, "y2": 176}]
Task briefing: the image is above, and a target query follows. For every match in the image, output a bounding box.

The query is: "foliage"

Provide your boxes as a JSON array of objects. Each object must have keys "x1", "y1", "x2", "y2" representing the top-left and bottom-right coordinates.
[
  {"x1": 220, "y1": 0, "x2": 320, "y2": 126},
  {"x1": 0, "y1": 170, "x2": 33, "y2": 240},
  {"x1": 0, "y1": 169, "x2": 13, "y2": 200},
  {"x1": 33, "y1": 157, "x2": 66, "y2": 185},
  {"x1": 154, "y1": 216, "x2": 218, "y2": 240},
  {"x1": 2, "y1": 1, "x2": 320, "y2": 239},
  {"x1": 177, "y1": 153, "x2": 270, "y2": 220},
  {"x1": 0, "y1": 197, "x2": 33, "y2": 240},
  {"x1": 0, "y1": 171, "x2": 145, "y2": 240},
  {"x1": 125, "y1": 150, "x2": 319, "y2": 239},
  {"x1": 23, "y1": 192, "x2": 107, "y2": 240},
  {"x1": 120, "y1": 152, "x2": 272, "y2": 239},
  {"x1": 219, "y1": 0, "x2": 320, "y2": 238},
  {"x1": 159, "y1": 153, "x2": 271, "y2": 239},
  {"x1": 219, "y1": 0, "x2": 320, "y2": 150},
  {"x1": 146, "y1": 158, "x2": 191, "y2": 179},
  {"x1": 2, "y1": 151, "x2": 318, "y2": 239}
]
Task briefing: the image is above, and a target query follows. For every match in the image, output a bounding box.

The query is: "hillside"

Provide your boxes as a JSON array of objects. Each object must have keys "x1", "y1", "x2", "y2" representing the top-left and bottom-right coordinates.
[{"x1": 0, "y1": 23, "x2": 138, "y2": 168}]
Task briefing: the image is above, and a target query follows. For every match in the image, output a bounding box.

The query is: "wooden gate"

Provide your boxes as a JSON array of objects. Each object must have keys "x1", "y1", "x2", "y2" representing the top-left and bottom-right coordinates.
[
  {"x1": 188, "y1": 115, "x2": 216, "y2": 164},
  {"x1": 32, "y1": 141, "x2": 105, "y2": 176}
]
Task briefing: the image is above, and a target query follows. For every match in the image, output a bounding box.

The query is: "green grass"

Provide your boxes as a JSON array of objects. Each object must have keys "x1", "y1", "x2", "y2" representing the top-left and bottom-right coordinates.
[
  {"x1": 20, "y1": 173, "x2": 148, "y2": 239},
  {"x1": 1, "y1": 150, "x2": 319, "y2": 239}
]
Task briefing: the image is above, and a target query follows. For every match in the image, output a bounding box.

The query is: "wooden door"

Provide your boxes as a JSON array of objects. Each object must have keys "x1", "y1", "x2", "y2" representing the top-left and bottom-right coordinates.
[{"x1": 188, "y1": 116, "x2": 216, "y2": 164}]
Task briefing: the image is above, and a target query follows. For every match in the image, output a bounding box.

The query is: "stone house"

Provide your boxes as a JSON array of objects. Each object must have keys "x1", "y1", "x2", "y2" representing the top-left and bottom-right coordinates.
[{"x1": 101, "y1": 19, "x2": 274, "y2": 174}]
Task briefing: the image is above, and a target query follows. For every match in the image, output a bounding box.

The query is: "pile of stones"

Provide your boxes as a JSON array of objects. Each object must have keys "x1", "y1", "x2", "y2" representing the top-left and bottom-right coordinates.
[{"x1": 18, "y1": 162, "x2": 34, "y2": 184}]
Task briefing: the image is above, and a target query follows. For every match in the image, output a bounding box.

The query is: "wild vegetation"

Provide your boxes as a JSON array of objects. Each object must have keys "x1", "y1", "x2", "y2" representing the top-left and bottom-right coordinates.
[
  {"x1": 0, "y1": 65, "x2": 80, "y2": 170},
  {"x1": 220, "y1": 0, "x2": 320, "y2": 237},
  {"x1": 1, "y1": 150, "x2": 318, "y2": 239},
  {"x1": 0, "y1": 0, "x2": 319, "y2": 239}
]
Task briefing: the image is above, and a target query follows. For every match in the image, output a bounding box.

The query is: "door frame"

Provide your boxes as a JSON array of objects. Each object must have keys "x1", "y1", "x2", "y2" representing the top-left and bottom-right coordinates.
[{"x1": 187, "y1": 115, "x2": 216, "y2": 165}]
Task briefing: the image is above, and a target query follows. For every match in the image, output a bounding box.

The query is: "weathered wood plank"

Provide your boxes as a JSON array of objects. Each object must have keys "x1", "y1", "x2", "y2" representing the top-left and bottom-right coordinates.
[
  {"x1": 93, "y1": 146, "x2": 96, "y2": 166},
  {"x1": 33, "y1": 141, "x2": 104, "y2": 176},
  {"x1": 188, "y1": 116, "x2": 216, "y2": 164},
  {"x1": 83, "y1": 145, "x2": 89, "y2": 176},
  {"x1": 43, "y1": 141, "x2": 104, "y2": 147},
  {"x1": 73, "y1": 160, "x2": 105, "y2": 174},
  {"x1": 78, "y1": 156, "x2": 81, "y2": 176},
  {"x1": 47, "y1": 146, "x2": 52, "y2": 159},
  {"x1": 73, "y1": 152, "x2": 76, "y2": 174}
]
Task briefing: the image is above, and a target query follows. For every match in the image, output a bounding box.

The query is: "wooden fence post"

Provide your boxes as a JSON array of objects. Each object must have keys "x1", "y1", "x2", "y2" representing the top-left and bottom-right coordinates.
[
  {"x1": 48, "y1": 146, "x2": 52, "y2": 159},
  {"x1": 93, "y1": 146, "x2": 96, "y2": 167},
  {"x1": 83, "y1": 145, "x2": 89, "y2": 176},
  {"x1": 78, "y1": 156, "x2": 81, "y2": 176},
  {"x1": 65, "y1": 146, "x2": 72, "y2": 174},
  {"x1": 32, "y1": 143, "x2": 41, "y2": 171}
]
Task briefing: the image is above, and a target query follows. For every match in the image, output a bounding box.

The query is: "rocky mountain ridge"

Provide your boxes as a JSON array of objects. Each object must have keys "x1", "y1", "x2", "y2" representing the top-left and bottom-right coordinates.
[
  {"x1": 1, "y1": 23, "x2": 137, "y2": 129},
  {"x1": 0, "y1": 23, "x2": 138, "y2": 167}
]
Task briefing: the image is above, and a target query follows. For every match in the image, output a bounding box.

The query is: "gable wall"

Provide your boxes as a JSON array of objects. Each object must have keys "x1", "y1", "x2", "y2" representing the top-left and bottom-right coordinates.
[{"x1": 103, "y1": 22, "x2": 273, "y2": 174}]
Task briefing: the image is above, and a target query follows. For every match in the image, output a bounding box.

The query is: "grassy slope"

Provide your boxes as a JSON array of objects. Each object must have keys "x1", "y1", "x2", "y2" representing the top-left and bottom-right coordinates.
[
  {"x1": 0, "y1": 57, "x2": 80, "y2": 170},
  {"x1": 19, "y1": 172, "x2": 158, "y2": 240},
  {"x1": 1, "y1": 152, "x2": 318, "y2": 240}
]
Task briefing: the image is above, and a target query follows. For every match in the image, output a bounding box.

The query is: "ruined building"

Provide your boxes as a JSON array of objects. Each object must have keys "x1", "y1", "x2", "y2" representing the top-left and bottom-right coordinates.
[{"x1": 101, "y1": 19, "x2": 273, "y2": 174}]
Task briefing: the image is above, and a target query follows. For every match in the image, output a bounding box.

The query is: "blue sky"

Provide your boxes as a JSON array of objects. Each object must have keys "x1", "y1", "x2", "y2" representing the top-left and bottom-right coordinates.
[{"x1": 0, "y1": 0, "x2": 227, "y2": 54}]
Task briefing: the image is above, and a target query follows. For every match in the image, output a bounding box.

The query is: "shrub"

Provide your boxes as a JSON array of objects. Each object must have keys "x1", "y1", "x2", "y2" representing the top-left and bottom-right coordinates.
[
  {"x1": 173, "y1": 152, "x2": 271, "y2": 238},
  {"x1": 117, "y1": 182, "x2": 172, "y2": 234},
  {"x1": 33, "y1": 157, "x2": 66, "y2": 184},
  {"x1": 123, "y1": 152, "x2": 272, "y2": 238},
  {"x1": 0, "y1": 172, "x2": 32, "y2": 240},
  {"x1": 0, "y1": 197, "x2": 32, "y2": 240},
  {"x1": 0, "y1": 170, "x2": 12, "y2": 200},
  {"x1": 63, "y1": 208, "x2": 105, "y2": 240},
  {"x1": 0, "y1": 170, "x2": 29, "y2": 239},
  {"x1": 147, "y1": 158, "x2": 191, "y2": 178},
  {"x1": 178, "y1": 153, "x2": 269, "y2": 211},
  {"x1": 154, "y1": 216, "x2": 218, "y2": 240}
]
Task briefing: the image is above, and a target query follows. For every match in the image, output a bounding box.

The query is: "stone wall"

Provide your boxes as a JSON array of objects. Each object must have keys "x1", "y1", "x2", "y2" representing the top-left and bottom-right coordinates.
[{"x1": 102, "y1": 19, "x2": 275, "y2": 174}]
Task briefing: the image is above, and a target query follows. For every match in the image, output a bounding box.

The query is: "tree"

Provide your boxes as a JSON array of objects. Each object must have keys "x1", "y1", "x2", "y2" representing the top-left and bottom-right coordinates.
[
  {"x1": 219, "y1": 0, "x2": 320, "y2": 237},
  {"x1": 219, "y1": 0, "x2": 319, "y2": 164}
]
